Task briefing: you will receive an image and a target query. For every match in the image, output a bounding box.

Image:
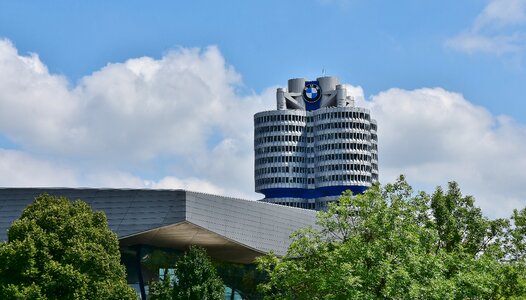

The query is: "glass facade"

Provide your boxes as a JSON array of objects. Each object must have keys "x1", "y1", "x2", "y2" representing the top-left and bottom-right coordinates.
[{"x1": 121, "y1": 245, "x2": 264, "y2": 300}]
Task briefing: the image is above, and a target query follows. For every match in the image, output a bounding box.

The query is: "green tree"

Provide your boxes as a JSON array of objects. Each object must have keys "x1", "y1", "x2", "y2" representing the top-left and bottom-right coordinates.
[
  {"x1": 149, "y1": 246, "x2": 224, "y2": 300},
  {"x1": 257, "y1": 176, "x2": 526, "y2": 299},
  {"x1": 0, "y1": 193, "x2": 137, "y2": 300}
]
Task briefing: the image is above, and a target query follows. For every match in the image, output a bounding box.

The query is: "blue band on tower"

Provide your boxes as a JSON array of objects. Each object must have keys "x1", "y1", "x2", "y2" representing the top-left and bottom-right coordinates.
[{"x1": 260, "y1": 185, "x2": 368, "y2": 199}]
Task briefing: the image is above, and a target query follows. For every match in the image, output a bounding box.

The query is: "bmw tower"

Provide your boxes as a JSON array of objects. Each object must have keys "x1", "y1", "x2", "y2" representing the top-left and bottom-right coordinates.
[{"x1": 254, "y1": 76, "x2": 378, "y2": 210}]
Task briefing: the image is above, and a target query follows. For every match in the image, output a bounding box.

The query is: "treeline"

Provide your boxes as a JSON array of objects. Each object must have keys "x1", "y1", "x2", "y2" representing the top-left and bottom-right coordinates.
[{"x1": 257, "y1": 176, "x2": 526, "y2": 299}]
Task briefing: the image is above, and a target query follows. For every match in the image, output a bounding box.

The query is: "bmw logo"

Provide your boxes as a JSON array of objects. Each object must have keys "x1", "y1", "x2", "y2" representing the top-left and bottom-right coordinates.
[{"x1": 303, "y1": 83, "x2": 322, "y2": 103}]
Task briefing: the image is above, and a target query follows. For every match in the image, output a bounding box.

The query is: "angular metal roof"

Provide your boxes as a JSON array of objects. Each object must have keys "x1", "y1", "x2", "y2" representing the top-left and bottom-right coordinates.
[{"x1": 0, "y1": 188, "x2": 317, "y2": 263}]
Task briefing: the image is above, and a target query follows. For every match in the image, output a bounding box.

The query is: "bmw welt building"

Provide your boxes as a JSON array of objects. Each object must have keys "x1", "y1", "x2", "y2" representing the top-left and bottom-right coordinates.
[{"x1": 0, "y1": 188, "x2": 316, "y2": 299}]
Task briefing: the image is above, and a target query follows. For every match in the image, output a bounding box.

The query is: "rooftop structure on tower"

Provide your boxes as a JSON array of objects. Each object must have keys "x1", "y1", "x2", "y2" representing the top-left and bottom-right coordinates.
[{"x1": 254, "y1": 76, "x2": 378, "y2": 210}]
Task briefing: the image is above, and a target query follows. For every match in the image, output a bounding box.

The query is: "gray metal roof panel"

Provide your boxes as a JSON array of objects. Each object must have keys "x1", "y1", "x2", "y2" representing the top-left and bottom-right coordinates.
[
  {"x1": 185, "y1": 191, "x2": 317, "y2": 255},
  {"x1": 0, "y1": 188, "x2": 317, "y2": 256}
]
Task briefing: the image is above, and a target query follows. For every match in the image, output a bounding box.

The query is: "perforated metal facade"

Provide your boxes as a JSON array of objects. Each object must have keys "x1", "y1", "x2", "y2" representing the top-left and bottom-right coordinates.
[
  {"x1": 0, "y1": 188, "x2": 317, "y2": 261},
  {"x1": 0, "y1": 188, "x2": 318, "y2": 299},
  {"x1": 254, "y1": 76, "x2": 379, "y2": 210}
]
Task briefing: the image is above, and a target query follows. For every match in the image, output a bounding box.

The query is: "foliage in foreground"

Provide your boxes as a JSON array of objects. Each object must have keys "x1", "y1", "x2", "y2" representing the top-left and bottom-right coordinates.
[
  {"x1": 149, "y1": 245, "x2": 224, "y2": 300},
  {"x1": 0, "y1": 193, "x2": 136, "y2": 300},
  {"x1": 257, "y1": 176, "x2": 526, "y2": 299}
]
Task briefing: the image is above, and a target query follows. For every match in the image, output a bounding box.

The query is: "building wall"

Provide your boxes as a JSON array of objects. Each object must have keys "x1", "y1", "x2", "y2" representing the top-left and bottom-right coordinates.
[
  {"x1": 0, "y1": 188, "x2": 318, "y2": 299},
  {"x1": 0, "y1": 188, "x2": 316, "y2": 257}
]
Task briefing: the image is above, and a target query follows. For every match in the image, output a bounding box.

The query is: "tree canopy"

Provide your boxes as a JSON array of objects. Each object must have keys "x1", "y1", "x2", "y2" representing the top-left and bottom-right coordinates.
[
  {"x1": 0, "y1": 193, "x2": 137, "y2": 300},
  {"x1": 149, "y1": 245, "x2": 224, "y2": 300},
  {"x1": 257, "y1": 176, "x2": 526, "y2": 299}
]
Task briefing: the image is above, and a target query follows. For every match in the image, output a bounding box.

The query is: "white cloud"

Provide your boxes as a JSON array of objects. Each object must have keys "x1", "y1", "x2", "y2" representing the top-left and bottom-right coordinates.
[
  {"x1": 0, "y1": 38, "x2": 272, "y2": 199},
  {"x1": 446, "y1": 32, "x2": 525, "y2": 55},
  {"x1": 0, "y1": 149, "x2": 77, "y2": 187},
  {"x1": 0, "y1": 148, "x2": 246, "y2": 198},
  {"x1": 474, "y1": 0, "x2": 526, "y2": 30},
  {"x1": 0, "y1": 40, "x2": 78, "y2": 150},
  {"x1": 146, "y1": 176, "x2": 226, "y2": 196},
  {"x1": 0, "y1": 39, "x2": 270, "y2": 160},
  {"x1": 364, "y1": 87, "x2": 526, "y2": 217},
  {"x1": 83, "y1": 172, "x2": 233, "y2": 197},
  {"x1": 446, "y1": 0, "x2": 526, "y2": 56}
]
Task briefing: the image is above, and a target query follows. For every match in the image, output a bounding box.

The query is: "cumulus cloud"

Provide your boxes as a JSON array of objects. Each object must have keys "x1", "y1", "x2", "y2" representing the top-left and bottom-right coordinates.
[
  {"x1": 83, "y1": 172, "x2": 232, "y2": 197},
  {"x1": 0, "y1": 149, "x2": 77, "y2": 186},
  {"x1": 474, "y1": 0, "x2": 526, "y2": 30},
  {"x1": 446, "y1": 0, "x2": 526, "y2": 56},
  {"x1": 0, "y1": 38, "x2": 525, "y2": 217},
  {"x1": 145, "y1": 177, "x2": 226, "y2": 196},
  {"x1": 353, "y1": 87, "x2": 526, "y2": 217},
  {"x1": 0, "y1": 40, "x2": 77, "y2": 150},
  {"x1": 0, "y1": 39, "x2": 270, "y2": 157},
  {"x1": 0, "y1": 38, "x2": 271, "y2": 198}
]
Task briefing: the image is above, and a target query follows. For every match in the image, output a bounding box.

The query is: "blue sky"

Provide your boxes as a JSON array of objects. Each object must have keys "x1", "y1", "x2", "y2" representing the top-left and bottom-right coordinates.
[
  {"x1": 0, "y1": 0, "x2": 525, "y2": 217},
  {"x1": 2, "y1": 0, "x2": 524, "y2": 119}
]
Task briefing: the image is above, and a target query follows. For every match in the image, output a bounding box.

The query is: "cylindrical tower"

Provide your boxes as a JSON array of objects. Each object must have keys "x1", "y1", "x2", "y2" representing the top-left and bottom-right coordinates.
[
  {"x1": 254, "y1": 76, "x2": 378, "y2": 210},
  {"x1": 254, "y1": 109, "x2": 311, "y2": 207},
  {"x1": 370, "y1": 119, "x2": 379, "y2": 183},
  {"x1": 277, "y1": 88, "x2": 286, "y2": 110},
  {"x1": 312, "y1": 107, "x2": 373, "y2": 209},
  {"x1": 288, "y1": 78, "x2": 305, "y2": 93},
  {"x1": 336, "y1": 84, "x2": 346, "y2": 107}
]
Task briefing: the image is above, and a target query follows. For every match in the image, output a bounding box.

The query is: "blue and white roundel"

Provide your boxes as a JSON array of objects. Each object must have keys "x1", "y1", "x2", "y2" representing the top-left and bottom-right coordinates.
[
  {"x1": 306, "y1": 87, "x2": 318, "y2": 98},
  {"x1": 302, "y1": 83, "x2": 322, "y2": 103}
]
